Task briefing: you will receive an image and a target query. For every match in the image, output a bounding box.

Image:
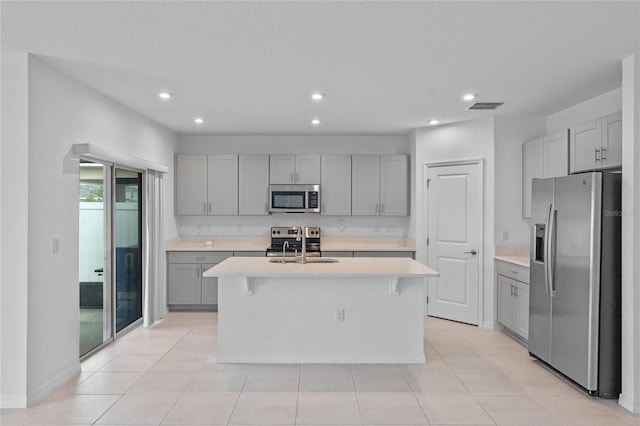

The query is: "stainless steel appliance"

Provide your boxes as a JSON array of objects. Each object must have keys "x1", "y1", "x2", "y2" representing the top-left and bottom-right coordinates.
[
  {"x1": 266, "y1": 226, "x2": 321, "y2": 257},
  {"x1": 268, "y1": 184, "x2": 320, "y2": 214},
  {"x1": 529, "y1": 172, "x2": 621, "y2": 398}
]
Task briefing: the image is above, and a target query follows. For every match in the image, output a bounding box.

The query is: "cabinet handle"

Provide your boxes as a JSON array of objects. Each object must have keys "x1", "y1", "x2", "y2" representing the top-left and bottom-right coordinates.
[
  {"x1": 203, "y1": 203, "x2": 206, "y2": 214},
  {"x1": 208, "y1": 202, "x2": 212, "y2": 214},
  {"x1": 514, "y1": 286, "x2": 518, "y2": 297},
  {"x1": 290, "y1": 172, "x2": 294, "y2": 183},
  {"x1": 375, "y1": 204, "x2": 379, "y2": 214},
  {"x1": 595, "y1": 148, "x2": 601, "y2": 161},
  {"x1": 601, "y1": 147, "x2": 607, "y2": 160},
  {"x1": 196, "y1": 266, "x2": 200, "y2": 278},
  {"x1": 380, "y1": 204, "x2": 385, "y2": 214},
  {"x1": 322, "y1": 203, "x2": 325, "y2": 212},
  {"x1": 296, "y1": 172, "x2": 299, "y2": 182},
  {"x1": 509, "y1": 270, "x2": 518, "y2": 275},
  {"x1": 264, "y1": 203, "x2": 267, "y2": 213}
]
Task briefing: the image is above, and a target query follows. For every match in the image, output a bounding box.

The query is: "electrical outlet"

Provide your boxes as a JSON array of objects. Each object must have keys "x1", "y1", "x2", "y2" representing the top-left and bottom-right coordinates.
[
  {"x1": 335, "y1": 308, "x2": 345, "y2": 323},
  {"x1": 52, "y1": 238, "x2": 60, "y2": 254},
  {"x1": 501, "y1": 230, "x2": 509, "y2": 242}
]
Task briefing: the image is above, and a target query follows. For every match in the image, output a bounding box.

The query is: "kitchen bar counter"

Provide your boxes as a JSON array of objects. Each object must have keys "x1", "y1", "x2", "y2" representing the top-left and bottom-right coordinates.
[
  {"x1": 204, "y1": 257, "x2": 438, "y2": 364},
  {"x1": 205, "y1": 256, "x2": 436, "y2": 278}
]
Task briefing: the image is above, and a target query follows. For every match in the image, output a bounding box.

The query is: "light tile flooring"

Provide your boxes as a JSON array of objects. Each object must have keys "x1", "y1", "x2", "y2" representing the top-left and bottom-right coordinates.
[{"x1": 2, "y1": 312, "x2": 640, "y2": 425}]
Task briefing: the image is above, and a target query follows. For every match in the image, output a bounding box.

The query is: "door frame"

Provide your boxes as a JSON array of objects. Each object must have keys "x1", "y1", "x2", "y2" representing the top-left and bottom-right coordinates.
[{"x1": 422, "y1": 158, "x2": 485, "y2": 326}]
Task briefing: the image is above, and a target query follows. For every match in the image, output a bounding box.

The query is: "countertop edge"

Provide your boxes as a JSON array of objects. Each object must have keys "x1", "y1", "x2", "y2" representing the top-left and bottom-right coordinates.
[{"x1": 495, "y1": 255, "x2": 530, "y2": 268}]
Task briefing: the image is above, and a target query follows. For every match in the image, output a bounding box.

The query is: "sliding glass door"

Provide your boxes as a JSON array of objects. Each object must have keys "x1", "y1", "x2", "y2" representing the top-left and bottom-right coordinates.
[
  {"x1": 114, "y1": 168, "x2": 143, "y2": 333},
  {"x1": 79, "y1": 163, "x2": 143, "y2": 357}
]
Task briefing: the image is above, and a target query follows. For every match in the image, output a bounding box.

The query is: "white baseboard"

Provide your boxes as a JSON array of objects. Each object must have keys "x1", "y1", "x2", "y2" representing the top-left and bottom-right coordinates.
[
  {"x1": 27, "y1": 361, "x2": 81, "y2": 407},
  {"x1": 0, "y1": 394, "x2": 28, "y2": 409},
  {"x1": 217, "y1": 353, "x2": 426, "y2": 364},
  {"x1": 482, "y1": 320, "x2": 498, "y2": 330},
  {"x1": 618, "y1": 392, "x2": 640, "y2": 413}
]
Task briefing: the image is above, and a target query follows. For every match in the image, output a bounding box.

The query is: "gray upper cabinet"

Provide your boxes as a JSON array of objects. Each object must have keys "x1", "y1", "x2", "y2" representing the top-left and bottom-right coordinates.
[
  {"x1": 352, "y1": 155, "x2": 408, "y2": 216},
  {"x1": 352, "y1": 155, "x2": 380, "y2": 216},
  {"x1": 175, "y1": 154, "x2": 238, "y2": 216},
  {"x1": 269, "y1": 155, "x2": 320, "y2": 184},
  {"x1": 321, "y1": 155, "x2": 351, "y2": 215},
  {"x1": 207, "y1": 155, "x2": 238, "y2": 215},
  {"x1": 380, "y1": 155, "x2": 408, "y2": 216},
  {"x1": 175, "y1": 155, "x2": 208, "y2": 215},
  {"x1": 239, "y1": 155, "x2": 269, "y2": 215},
  {"x1": 569, "y1": 111, "x2": 622, "y2": 173},
  {"x1": 522, "y1": 131, "x2": 568, "y2": 218}
]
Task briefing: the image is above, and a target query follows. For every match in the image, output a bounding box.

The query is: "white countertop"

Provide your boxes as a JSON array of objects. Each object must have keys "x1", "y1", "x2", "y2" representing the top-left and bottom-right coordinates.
[
  {"x1": 203, "y1": 256, "x2": 439, "y2": 278},
  {"x1": 165, "y1": 236, "x2": 415, "y2": 253},
  {"x1": 166, "y1": 237, "x2": 270, "y2": 252},
  {"x1": 495, "y1": 255, "x2": 530, "y2": 268}
]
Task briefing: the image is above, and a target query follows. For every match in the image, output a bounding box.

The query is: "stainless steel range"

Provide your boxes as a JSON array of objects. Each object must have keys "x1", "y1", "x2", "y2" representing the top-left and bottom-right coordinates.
[{"x1": 266, "y1": 226, "x2": 321, "y2": 258}]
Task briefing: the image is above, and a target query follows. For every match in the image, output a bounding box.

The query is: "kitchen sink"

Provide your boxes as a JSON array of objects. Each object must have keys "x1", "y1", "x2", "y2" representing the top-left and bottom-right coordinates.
[{"x1": 268, "y1": 258, "x2": 339, "y2": 264}]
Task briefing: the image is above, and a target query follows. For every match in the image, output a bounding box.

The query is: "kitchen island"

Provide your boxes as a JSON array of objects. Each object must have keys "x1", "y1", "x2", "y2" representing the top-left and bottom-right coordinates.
[{"x1": 204, "y1": 256, "x2": 438, "y2": 364}]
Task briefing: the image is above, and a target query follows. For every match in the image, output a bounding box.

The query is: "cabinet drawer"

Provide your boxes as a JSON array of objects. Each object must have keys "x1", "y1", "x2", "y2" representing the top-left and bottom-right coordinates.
[
  {"x1": 496, "y1": 261, "x2": 529, "y2": 284},
  {"x1": 168, "y1": 251, "x2": 233, "y2": 264},
  {"x1": 353, "y1": 251, "x2": 414, "y2": 258},
  {"x1": 233, "y1": 251, "x2": 266, "y2": 257}
]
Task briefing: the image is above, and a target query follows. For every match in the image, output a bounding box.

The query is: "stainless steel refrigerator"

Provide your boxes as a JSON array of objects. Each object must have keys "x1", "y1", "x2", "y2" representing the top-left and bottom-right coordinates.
[{"x1": 529, "y1": 172, "x2": 621, "y2": 398}]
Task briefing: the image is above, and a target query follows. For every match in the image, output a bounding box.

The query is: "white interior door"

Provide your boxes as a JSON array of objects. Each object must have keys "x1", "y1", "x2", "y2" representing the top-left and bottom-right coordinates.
[{"x1": 426, "y1": 162, "x2": 482, "y2": 325}]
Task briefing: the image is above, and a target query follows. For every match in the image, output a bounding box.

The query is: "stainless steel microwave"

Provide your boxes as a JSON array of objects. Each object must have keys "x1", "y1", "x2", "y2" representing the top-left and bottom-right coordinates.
[{"x1": 268, "y1": 184, "x2": 320, "y2": 213}]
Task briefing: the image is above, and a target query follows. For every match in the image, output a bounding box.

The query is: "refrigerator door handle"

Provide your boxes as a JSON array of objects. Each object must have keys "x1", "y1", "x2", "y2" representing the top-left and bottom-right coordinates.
[
  {"x1": 544, "y1": 202, "x2": 552, "y2": 296},
  {"x1": 547, "y1": 202, "x2": 557, "y2": 297}
]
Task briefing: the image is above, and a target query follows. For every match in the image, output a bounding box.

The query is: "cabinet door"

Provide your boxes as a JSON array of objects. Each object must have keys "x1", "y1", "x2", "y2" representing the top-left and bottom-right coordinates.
[
  {"x1": 497, "y1": 275, "x2": 516, "y2": 330},
  {"x1": 269, "y1": 155, "x2": 295, "y2": 184},
  {"x1": 201, "y1": 263, "x2": 218, "y2": 305},
  {"x1": 522, "y1": 138, "x2": 543, "y2": 218},
  {"x1": 321, "y1": 155, "x2": 351, "y2": 215},
  {"x1": 514, "y1": 282, "x2": 530, "y2": 340},
  {"x1": 352, "y1": 155, "x2": 380, "y2": 216},
  {"x1": 207, "y1": 155, "x2": 238, "y2": 215},
  {"x1": 570, "y1": 118, "x2": 602, "y2": 173},
  {"x1": 175, "y1": 155, "x2": 208, "y2": 215},
  {"x1": 295, "y1": 155, "x2": 321, "y2": 184},
  {"x1": 601, "y1": 111, "x2": 622, "y2": 169},
  {"x1": 239, "y1": 155, "x2": 270, "y2": 215},
  {"x1": 168, "y1": 263, "x2": 201, "y2": 304},
  {"x1": 380, "y1": 155, "x2": 408, "y2": 216},
  {"x1": 543, "y1": 130, "x2": 568, "y2": 178}
]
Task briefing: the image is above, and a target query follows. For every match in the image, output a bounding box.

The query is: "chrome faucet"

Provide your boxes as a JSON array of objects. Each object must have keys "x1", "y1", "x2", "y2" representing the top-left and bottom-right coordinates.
[
  {"x1": 281, "y1": 241, "x2": 289, "y2": 264},
  {"x1": 296, "y1": 226, "x2": 307, "y2": 264}
]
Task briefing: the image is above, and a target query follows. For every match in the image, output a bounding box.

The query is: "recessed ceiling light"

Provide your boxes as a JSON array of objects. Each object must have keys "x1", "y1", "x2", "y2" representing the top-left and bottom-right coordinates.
[
  {"x1": 158, "y1": 91, "x2": 173, "y2": 100},
  {"x1": 194, "y1": 117, "x2": 205, "y2": 124},
  {"x1": 311, "y1": 92, "x2": 325, "y2": 101},
  {"x1": 429, "y1": 119, "x2": 440, "y2": 125},
  {"x1": 311, "y1": 119, "x2": 321, "y2": 125},
  {"x1": 462, "y1": 93, "x2": 477, "y2": 101}
]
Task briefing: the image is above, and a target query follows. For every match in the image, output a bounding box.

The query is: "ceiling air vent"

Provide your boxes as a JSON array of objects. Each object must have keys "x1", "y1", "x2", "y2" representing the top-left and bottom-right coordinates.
[{"x1": 467, "y1": 102, "x2": 504, "y2": 110}]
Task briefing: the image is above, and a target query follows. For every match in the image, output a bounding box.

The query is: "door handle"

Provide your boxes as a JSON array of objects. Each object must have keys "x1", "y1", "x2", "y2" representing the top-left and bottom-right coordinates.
[{"x1": 464, "y1": 249, "x2": 477, "y2": 255}]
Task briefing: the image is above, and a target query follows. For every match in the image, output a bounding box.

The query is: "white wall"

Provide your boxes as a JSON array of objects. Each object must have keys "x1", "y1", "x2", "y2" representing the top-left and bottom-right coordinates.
[
  {"x1": 546, "y1": 88, "x2": 622, "y2": 134},
  {"x1": 412, "y1": 118, "x2": 496, "y2": 329},
  {"x1": 0, "y1": 54, "x2": 179, "y2": 408},
  {"x1": 494, "y1": 117, "x2": 546, "y2": 246},
  {"x1": 0, "y1": 52, "x2": 30, "y2": 408},
  {"x1": 177, "y1": 135, "x2": 411, "y2": 237},
  {"x1": 620, "y1": 53, "x2": 640, "y2": 413}
]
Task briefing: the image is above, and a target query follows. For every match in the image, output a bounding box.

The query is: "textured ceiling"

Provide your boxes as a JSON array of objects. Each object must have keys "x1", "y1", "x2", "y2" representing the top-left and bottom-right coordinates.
[{"x1": 2, "y1": 1, "x2": 638, "y2": 135}]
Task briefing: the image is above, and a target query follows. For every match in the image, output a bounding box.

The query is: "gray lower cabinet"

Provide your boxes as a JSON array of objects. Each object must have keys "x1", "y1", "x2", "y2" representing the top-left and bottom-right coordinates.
[
  {"x1": 353, "y1": 251, "x2": 414, "y2": 258},
  {"x1": 496, "y1": 260, "x2": 530, "y2": 342},
  {"x1": 168, "y1": 252, "x2": 233, "y2": 308},
  {"x1": 321, "y1": 251, "x2": 354, "y2": 257}
]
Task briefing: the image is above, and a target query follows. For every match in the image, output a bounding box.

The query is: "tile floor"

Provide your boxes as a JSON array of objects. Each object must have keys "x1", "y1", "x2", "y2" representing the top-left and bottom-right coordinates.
[{"x1": 2, "y1": 312, "x2": 639, "y2": 425}]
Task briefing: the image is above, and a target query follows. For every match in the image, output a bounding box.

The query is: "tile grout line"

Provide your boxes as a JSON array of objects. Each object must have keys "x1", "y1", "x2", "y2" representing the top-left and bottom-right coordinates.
[
  {"x1": 350, "y1": 364, "x2": 365, "y2": 426},
  {"x1": 225, "y1": 362, "x2": 253, "y2": 425}
]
